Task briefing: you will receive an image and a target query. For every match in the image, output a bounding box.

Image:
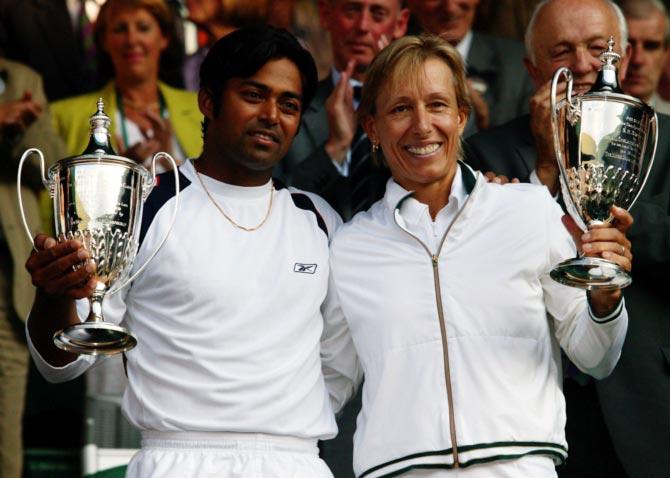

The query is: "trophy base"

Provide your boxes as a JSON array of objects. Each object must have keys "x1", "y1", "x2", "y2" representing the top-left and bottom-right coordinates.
[
  {"x1": 54, "y1": 323, "x2": 137, "y2": 356},
  {"x1": 550, "y1": 257, "x2": 631, "y2": 290}
]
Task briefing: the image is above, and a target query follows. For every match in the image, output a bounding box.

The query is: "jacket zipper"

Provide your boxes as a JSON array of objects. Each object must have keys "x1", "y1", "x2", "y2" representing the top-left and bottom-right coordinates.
[
  {"x1": 392, "y1": 188, "x2": 475, "y2": 468},
  {"x1": 431, "y1": 253, "x2": 459, "y2": 466}
]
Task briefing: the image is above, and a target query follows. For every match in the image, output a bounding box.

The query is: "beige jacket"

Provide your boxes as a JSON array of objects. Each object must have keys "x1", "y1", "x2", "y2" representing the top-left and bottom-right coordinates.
[{"x1": 0, "y1": 58, "x2": 66, "y2": 320}]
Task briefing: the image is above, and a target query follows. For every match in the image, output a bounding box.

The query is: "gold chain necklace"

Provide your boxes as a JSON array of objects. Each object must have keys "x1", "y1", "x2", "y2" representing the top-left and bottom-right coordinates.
[{"x1": 193, "y1": 164, "x2": 274, "y2": 232}]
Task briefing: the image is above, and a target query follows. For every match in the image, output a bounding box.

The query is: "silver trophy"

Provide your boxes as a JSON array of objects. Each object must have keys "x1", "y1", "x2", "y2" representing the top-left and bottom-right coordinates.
[
  {"x1": 550, "y1": 38, "x2": 657, "y2": 290},
  {"x1": 17, "y1": 99, "x2": 179, "y2": 355}
]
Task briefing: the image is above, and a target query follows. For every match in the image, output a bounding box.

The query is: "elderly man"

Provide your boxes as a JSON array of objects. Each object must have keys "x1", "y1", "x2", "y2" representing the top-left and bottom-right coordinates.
[
  {"x1": 407, "y1": 0, "x2": 534, "y2": 135},
  {"x1": 279, "y1": 0, "x2": 409, "y2": 221},
  {"x1": 464, "y1": 1, "x2": 670, "y2": 476},
  {"x1": 621, "y1": 0, "x2": 670, "y2": 114}
]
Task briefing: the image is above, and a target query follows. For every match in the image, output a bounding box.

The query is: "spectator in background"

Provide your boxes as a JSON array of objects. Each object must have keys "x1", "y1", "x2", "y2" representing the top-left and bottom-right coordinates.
[
  {"x1": 51, "y1": 0, "x2": 202, "y2": 172},
  {"x1": 657, "y1": 44, "x2": 670, "y2": 105},
  {"x1": 620, "y1": 0, "x2": 670, "y2": 114},
  {"x1": 0, "y1": 57, "x2": 66, "y2": 478},
  {"x1": 473, "y1": 0, "x2": 542, "y2": 42},
  {"x1": 283, "y1": 0, "x2": 409, "y2": 222},
  {"x1": 290, "y1": 0, "x2": 333, "y2": 79},
  {"x1": 407, "y1": 0, "x2": 535, "y2": 135},
  {"x1": 183, "y1": 0, "x2": 269, "y2": 90},
  {"x1": 0, "y1": 0, "x2": 96, "y2": 101}
]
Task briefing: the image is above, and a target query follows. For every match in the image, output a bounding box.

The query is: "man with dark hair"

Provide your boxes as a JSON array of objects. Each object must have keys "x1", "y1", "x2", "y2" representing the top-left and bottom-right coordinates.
[{"x1": 23, "y1": 26, "x2": 344, "y2": 478}]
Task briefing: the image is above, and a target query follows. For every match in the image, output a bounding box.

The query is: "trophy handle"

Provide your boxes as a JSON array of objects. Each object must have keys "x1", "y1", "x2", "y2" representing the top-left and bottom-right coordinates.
[
  {"x1": 550, "y1": 67, "x2": 588, "y2": 232},
  {"x1": 16, "y1": 148, "x2": 54, "y2": 251},
  {"x1": 550, "y1": 67, "x2": 576, "y2": 185},
  {"x1": 629, "y1": 111, "x2": 658, "y2": 210},
  {"x1": 108, "y1": 152, "x2": 180, "y2": 295}
]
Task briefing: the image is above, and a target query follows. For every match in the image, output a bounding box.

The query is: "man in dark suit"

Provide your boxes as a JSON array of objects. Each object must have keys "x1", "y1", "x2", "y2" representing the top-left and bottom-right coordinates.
[
  {"x1": 465, "y1": 1, "x2": 670, "y2": 477},
  {"x1": 0, "y1": 0, "x2": 93, "y2": 100},
  {"x1": 407, "y1": 0, "x2": 535, "y2": 135},
  {"x1": 278, "y1": 0, "x2": 409, "y2": 221}
]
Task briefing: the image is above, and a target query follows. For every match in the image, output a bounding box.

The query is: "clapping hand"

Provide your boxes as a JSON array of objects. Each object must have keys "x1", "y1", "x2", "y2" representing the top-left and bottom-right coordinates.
[
  {"x1": 324, "y1": 59, "x2": 357, "y2": 165},
  {"x1": 117, "y1": 110, "x2": 175, "y2": 170},
  {"x1": 0, "y1": 90, "x2": 42, "y2": 136}
]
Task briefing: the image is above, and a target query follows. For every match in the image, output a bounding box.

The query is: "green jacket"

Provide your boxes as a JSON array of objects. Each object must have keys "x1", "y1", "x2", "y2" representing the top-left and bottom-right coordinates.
[{"x1": 50, "y1": 81, "x2": 202, "y2": 158}]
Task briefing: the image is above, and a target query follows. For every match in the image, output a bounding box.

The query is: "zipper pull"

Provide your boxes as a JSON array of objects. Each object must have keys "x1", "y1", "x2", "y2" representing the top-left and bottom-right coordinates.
[{"x1": 431, "y1": 255, "x2": 439, "y2": 267}]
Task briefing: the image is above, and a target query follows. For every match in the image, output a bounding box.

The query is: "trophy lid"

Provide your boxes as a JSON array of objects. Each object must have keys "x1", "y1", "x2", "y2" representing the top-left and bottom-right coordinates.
[
  {"x1": 588, "y1": 37, "x2": 623, "y2": 94},
  {"x1": 82, "y1": 98, "x2": 117, "y2": 155}
]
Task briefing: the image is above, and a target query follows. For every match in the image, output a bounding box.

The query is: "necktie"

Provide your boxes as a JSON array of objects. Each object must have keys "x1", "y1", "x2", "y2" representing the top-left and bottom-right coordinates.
[
  {"x1": 347, "y1": 128, "x2": 373, "y2": 220},
  {"x1": 353, "y1": 85, "x2": 362, "y2": 104}
]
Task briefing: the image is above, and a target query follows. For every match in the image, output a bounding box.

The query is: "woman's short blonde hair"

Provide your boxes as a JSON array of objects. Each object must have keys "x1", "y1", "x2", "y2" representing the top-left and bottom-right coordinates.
[
  {"x1": 94, "y1": 0, "x2": 183, "y2": 87},
  {"x1": 357, "y1": 34, "x2": 472, "y2": 124}
]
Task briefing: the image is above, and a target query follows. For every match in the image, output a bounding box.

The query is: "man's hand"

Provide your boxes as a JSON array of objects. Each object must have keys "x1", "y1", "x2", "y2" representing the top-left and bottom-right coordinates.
[
  {"x1": 25, "y1": 234, "x2": 96, "y2": 300},
  {"x1": 25, "y1": 234, "x2": 95, "y2": 366},
  {"x1": 483, "y1": 171, "x2": 520, "y2": 184},
  {"x1": 562, "y1": 206, "x2": 634, "y2": 317},
  {"x1": 0, "y1": 91, "x2": 42, "y2": 136},
  {"x1": 529, "y1": 80, "x2": 565, "y2": 195},
  {"x1": 324, "y1": 59, "x2": 357, "y2": 165}
]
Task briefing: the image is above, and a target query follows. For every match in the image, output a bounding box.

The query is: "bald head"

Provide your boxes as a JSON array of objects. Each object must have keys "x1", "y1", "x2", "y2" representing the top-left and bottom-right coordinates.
[{"x1": 523, "y1": 0, "x2": 629, "y2": 93}]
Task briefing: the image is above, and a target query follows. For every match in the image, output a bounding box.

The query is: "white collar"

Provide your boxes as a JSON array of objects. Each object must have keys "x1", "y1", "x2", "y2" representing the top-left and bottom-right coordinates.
[
  {"x1": 385, "y1": 164, "x2": 468, "y2": 227},
  {"x1": 455, "y1": 30, "x2": 474, "y2": 64}
]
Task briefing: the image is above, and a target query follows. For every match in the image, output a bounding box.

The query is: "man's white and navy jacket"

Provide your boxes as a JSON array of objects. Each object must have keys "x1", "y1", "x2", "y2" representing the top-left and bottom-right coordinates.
[
  {"x1": 29, "y1": 160, "x2": 344, "y2": 441},
  {"x1": 321, "y1": 162, "x2": 628, "y2": 477}
]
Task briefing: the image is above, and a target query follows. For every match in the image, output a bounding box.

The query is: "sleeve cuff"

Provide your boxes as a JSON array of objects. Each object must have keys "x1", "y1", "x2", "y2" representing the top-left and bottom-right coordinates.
[
  {"x1": 331, "y1": 149, "x2": 351, "y2": 177},
  {"x1": 25, "y1": 315, "x2": 96, "y2": 383},
  {"x1": 587, "y1": 294, "x2": 625, "y2": 324}
]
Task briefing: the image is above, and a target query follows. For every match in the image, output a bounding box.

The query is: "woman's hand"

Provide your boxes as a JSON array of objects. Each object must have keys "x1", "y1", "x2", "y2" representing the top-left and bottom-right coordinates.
[
  {"x1": 562, "y1": 206, "x2": 634, "y2": 317},
  {"x1": 117, "y1": 109, "x2": 175, "y2": 169}
]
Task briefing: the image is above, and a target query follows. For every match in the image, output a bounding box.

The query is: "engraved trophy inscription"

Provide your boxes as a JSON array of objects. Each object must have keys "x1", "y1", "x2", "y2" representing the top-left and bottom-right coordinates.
[
  {"x1": 550, "y1": 38, "x2": 657, "y2": 289},
  {"x1": 17, "y1": 99, "x2": 180, "y2": 354}
]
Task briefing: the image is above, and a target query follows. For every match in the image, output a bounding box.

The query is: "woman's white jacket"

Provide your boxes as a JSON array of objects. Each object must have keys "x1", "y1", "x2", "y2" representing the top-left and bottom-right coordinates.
[{"x1": 321, "y1": 163, "x2": 628, "y2": 478}]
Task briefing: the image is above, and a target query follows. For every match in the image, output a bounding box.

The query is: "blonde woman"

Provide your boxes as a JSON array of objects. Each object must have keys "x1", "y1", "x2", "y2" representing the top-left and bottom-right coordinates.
[{"x1": 321, "y1": 34, "x2": 633, "y2": 478}]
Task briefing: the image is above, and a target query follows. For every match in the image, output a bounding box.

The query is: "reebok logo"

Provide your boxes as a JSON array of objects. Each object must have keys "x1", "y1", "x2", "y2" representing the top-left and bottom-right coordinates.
[{"x1": 294, "y1": 263, "x2": 317, "y2": 274}]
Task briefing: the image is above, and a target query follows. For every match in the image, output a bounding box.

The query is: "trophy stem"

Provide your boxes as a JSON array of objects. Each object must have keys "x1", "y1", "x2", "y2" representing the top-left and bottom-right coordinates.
[
  {"x1": 86, "y1": 282, "x2": 106, "y2": 323},
  {"x1": 52, "y1": 281, "x2": 137, "y2": 356}
]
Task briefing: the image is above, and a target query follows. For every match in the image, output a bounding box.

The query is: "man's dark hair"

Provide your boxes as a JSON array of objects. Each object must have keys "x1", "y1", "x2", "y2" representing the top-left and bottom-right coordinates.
[{"x1": 199, "y1": 26, "x2": 318, "y2": 135}]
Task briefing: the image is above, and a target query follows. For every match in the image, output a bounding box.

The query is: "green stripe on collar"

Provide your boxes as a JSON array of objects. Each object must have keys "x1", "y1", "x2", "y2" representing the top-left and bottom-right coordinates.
[
  {"x1": 392, "y1": 161, "x2": 477, "y2": 213},
  {"x1": 458, "y1": 160, "x2": 477, "y2": 193}
]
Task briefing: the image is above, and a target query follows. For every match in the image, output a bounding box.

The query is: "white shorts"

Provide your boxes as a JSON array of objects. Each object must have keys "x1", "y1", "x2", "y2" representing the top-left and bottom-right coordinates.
[
  {"x1": 126, "y1": 431, "x2": 333, "y2": 478},
  {"x1": 404, "y1": 455, "x2": 557, "y2": 477}
]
